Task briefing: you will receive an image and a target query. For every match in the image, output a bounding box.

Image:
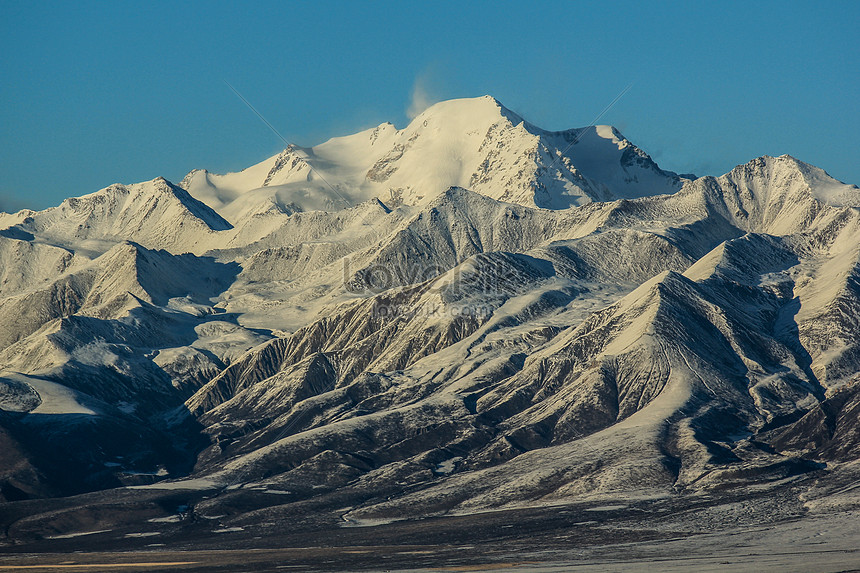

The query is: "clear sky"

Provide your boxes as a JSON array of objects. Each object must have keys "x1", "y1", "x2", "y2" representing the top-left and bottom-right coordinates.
[{"x1": 1, "y1": 1, "x2": 858, "y2": 211}]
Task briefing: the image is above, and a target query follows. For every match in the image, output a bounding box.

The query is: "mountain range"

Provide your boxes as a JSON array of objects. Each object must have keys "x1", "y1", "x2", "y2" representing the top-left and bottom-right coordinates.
[{"x1": 1, "y1": 96, "x2": 859, "y2": 564}]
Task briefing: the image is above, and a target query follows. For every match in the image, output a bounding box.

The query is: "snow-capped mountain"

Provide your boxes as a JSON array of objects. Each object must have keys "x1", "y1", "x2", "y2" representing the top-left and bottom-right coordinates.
[
  {"x1": 181, "y1": 96, "x2": 683, "y2": 221},
  {"x1": 1, "y1": 96, "x2": 859, "y2": 549}
]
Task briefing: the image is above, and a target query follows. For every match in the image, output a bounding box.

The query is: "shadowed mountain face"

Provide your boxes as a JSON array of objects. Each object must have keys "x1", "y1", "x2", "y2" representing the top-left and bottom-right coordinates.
[{"x1": 1, "y1": 97, "x2": 860, "y2": 544}]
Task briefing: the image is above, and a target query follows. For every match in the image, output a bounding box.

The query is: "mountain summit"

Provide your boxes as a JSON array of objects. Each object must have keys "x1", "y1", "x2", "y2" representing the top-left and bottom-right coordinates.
[{"x1": 180, "y1": 96, "x2": 683, "y2": 222}]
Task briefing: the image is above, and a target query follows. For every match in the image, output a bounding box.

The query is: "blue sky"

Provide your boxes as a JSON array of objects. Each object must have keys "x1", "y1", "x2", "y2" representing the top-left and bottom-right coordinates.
[{"x1": 1, "y1": 1, "x2": 858, "y2": 210}]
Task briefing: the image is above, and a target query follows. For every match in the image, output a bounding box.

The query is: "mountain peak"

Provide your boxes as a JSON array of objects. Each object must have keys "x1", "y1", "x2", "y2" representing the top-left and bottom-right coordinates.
[{"x1": 411, "y1": 95, "x2": 524, "y2": 129}]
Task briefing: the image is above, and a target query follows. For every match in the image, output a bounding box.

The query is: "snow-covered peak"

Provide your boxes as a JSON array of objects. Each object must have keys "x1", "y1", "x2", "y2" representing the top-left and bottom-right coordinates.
[
  {"x1": 776, "y1": 155, "x2": 860, "y2": 207},
  {"x1": 719, "y1": 154, "x2": 859, "y2": 211},
  {"x1": 8, "y1": 177, "x2": 231, "y2": 255},
  {"x1": 408, "y1": 95, "x2": 524, "y2": 131},
  {"x1": 178, "y1": 96, "x2": 683, "y2": 219}
]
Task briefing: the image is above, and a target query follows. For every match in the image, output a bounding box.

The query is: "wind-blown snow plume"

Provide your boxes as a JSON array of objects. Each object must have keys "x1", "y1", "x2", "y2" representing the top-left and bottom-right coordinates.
[{"x1": 406, "y1": 71, "x2": 440, "y2": 120}]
